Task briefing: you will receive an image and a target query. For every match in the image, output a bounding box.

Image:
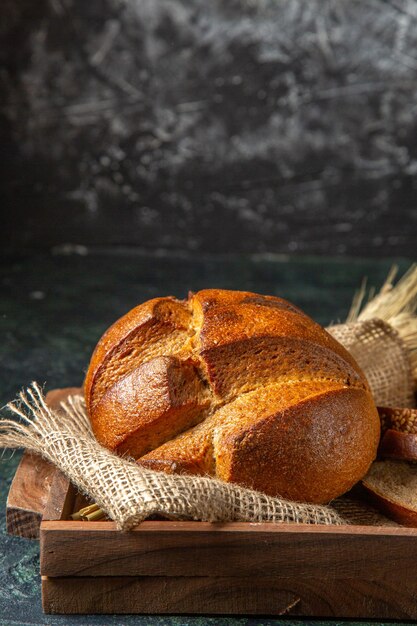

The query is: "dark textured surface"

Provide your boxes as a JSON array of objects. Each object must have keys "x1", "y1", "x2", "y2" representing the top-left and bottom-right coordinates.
[
  {"x1": 1, "y1": 0, "x2": 417, "y2": 257},
  {"x1": 0, "y1": 250, "x2": 414, "y2": 624}
]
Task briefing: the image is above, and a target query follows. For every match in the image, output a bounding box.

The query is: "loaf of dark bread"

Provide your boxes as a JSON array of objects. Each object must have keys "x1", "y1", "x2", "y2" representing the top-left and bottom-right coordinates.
[{"x1": 84, "y1": 289, "x2": 380, "y2": 503}]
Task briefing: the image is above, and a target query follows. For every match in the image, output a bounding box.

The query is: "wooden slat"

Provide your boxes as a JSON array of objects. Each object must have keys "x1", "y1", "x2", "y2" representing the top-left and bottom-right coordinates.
[
  {"x1": 6, "y1": 452, "x2": 55, "y2": 539},
  {"x1": 42, "y1": 471, "x2": 74, "y2": 522},
  {"x1": 40, "y1": 520, "x2": 417, "y2": 578},
  {"x1": 41, "y1": 573, "x2": 417, "y2": 618},
  {"x1": 44, "y1": 387, "x2": 82, "y2": 410},
  {"x1": 6, "y1": 386, "x2": 82, "y2": 539}
]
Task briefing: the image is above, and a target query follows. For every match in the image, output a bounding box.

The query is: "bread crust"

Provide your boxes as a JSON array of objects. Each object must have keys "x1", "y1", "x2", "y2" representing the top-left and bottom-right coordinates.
[
  {"x1": 92, "y1": 356, "x2": 210, "y2": 457},
  {"x1": 214, "y1": 386, "x2": 379, "y2": 503},
  {"x1": 85, "y1": 297, "x2": 191, "y2": 413},
  {"x1": 191, "y1": 290, "x2": 367, "y2": 382},
  {"x1": 138, "y1": 382, "x2": 380, "y2": 503},
  {"x1": 378, "y1": 406, "x2": 417, "y2": 434},
  {"x1": 378, "y1": 429, "x2": 417, "y2": 461},
  {"x1": 85, "y1": 288, "x2": 380, "y2": 503},
  {"x1": 362, "y1": 482, "x2": 417, "y2": 527},
  {"x1": 362, "y1": 460, "x2": 417, "y2": 527}
]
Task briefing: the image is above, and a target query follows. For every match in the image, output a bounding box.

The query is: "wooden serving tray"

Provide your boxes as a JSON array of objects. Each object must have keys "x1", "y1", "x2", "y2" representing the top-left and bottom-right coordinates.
[{"x1": 6, "y1": 389, "x2": 417, "y2": 617}]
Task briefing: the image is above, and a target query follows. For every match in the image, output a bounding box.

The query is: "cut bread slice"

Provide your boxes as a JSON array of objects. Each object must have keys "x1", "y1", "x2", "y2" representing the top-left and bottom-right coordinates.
[
  {"x1": 379, "y1": 429, "x2": 417, "y2": 461},
  {"x1": 362, "y1": 460, "x2": 417, "y2": 527},
  {"x1": 377, "y1": 407, "x2": 417, "y2": 461}
]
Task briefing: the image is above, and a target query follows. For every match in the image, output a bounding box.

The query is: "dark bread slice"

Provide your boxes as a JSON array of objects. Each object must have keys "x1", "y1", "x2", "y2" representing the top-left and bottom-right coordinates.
[
  {"x1": 377, "y1": 407, "x2": 417, "y2": 461},
  {"x1": 379, "y1": 429, "x2": 417, "y2": 461},
  {"x1": 378, "y1": 406, "x2": 417, "y2": 434},
  {"x1": 362, "y1": 460, "x2": 417, "y2": 527}
]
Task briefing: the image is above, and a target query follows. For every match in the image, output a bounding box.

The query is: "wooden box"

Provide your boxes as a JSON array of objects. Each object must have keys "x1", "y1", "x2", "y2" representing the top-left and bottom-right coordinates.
[{"x1": 6, "y1": 390, "x2": 417, "y2": 618}]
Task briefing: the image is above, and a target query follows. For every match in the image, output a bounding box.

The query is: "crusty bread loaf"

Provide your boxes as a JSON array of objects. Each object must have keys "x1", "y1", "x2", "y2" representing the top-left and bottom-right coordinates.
[
  {"x1": 84, "y1": 289, "x2": 380, "y2": 503},
  {"x1": 362, "y1": 460, "x2": 417, "y2": 526}
]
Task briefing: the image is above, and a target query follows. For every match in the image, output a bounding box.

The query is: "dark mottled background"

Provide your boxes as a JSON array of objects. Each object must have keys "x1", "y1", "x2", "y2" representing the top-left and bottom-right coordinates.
[
  {"x1": 1, "y1": 0, "x2": 416, "y2": 257},
  {"x1": 1, "y1": 3, "x2": 416, "y2": 622}
]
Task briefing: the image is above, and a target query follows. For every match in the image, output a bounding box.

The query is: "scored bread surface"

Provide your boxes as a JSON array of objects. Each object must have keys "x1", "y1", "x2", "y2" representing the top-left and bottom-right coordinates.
[{"x1": 85, "y1": 289, "x2": 380, "y2": 503}]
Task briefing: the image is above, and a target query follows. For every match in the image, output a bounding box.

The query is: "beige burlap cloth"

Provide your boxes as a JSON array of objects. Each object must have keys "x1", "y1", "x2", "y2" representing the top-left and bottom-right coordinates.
[
  {"x1": 1, "y1": 268, "x2": 416, "y2": 529},
  {"x1": 329, "y1": 319, "x2": 414, "y2": 407}
]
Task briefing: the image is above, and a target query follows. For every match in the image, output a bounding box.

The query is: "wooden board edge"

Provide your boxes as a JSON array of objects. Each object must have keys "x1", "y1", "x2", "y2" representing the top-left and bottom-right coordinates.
[
  {"x1": 6, "y1": 507, "x2": 43, "y2": 541},
  {"x1": 45, "y1": 387, "x2": 83, "y2": 408},
  {"x1": 41, "y1": 574, "x2": 417, "y2": 618},
  {"x1": 42, "y1": 470, "x2": 74, "y2": 522},
  {"x1": 5, "y1": 387, "x2": 82, "y2": 539},
  {"x1": 40, "y1": 519, "x2": 417, "y2": 579},
  {"x1": 39, "y1": 518, "x2": 417, "y2": 536},
  {"x1": 6, "y1": 452, "x2": 56, "y2": 539}
]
